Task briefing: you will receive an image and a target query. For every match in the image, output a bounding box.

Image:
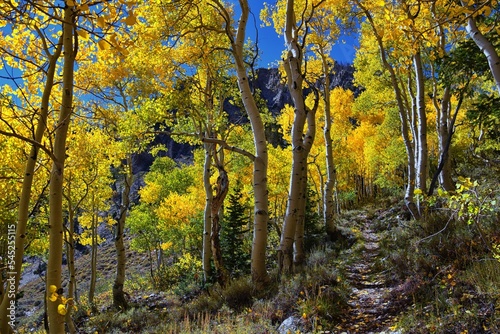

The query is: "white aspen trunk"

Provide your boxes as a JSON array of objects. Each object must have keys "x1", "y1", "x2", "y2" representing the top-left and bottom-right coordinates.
[
  {"x1": 408, "y1": 75, "x2": 419, "y2": 189},
  {"x1": 357, "y1": 2, "x2": 418, "y2": 217},
  {"x1": 202, "y1": 142, "x2": 214, "y2": 284},
  {"x1": 88, "y1": 199, "x2": 98, "y2": 312},
  {"x1": 430, "y1": 13, "x2": 455, "y2": 193},
  {"x1": 113, "y1": 158, "x2": 131, "y2": 310},
  {"x1": 202, "y1": 73, "x2": 215, "y2": 284},
  {"x1": 227, "y1": 0, "x2": 269, "y2": 287},
  {"x1": 320, "y1": 53, "x2": 337, "y2": 236},
  {"x1": 463, "y1": 6, "x2": 500, "y2": 95},
  {"x1": 414, "y1": 51, "x2": 428, "y2": 194},
  {"x1": 436, "y1": 87, "x2": 455, "y2": 191},
  {"x1": 47, "y1": 6, "x2": 75, "y2": 332},
  {"x1": 279, "y1": 0, "x2": 317, "y2": 272},
  {"x1": 0, "y1": 33, "x2": 63, "y2": 334}
]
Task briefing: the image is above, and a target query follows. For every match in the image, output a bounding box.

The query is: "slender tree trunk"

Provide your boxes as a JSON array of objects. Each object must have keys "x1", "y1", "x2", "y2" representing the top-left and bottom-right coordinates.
[
  {"x1": 428, "y1": 92, "x2": 463, "y2": 196},
  {"x1": 430, "y1": 3, "x2": 455, "y2": 192},
  {"x1": 202, "y1": 142, "x2": 214, "y2": 284},
  {"x1": 279, "y1": 150, "x2": 308, "y2": 274},
  {"x1": 113, "y1": 158, "x2": 132, "y2": 310},
  {"x1": 408, "y1": 74, "x2": 419, "y2": 190},
  {"x1": 462, "y1": 4, "x2": 500, "y2": 95},
  {"x1": 357, "y1": 2, "x2": 419, "y2": 218},
  {"x1": 0, "y1": 34, "x2": 63, "y2": 334},
  {"x1": 278, "y1": 0, "x2": 317, "y2": 274},
  {"x1": 211, "y1": 163, "x2": 229, "y2": 287},
  {"x1": 414, "y1": 51, "x2": 428, "y2": 194},
  {"x1": 64, "y1": 186, "x2": 77, "y2": 334},
  {"x1": 436, "y1": 87, "x2": 455, "y2": 191},
  {"x1": 88, "y1": 201, "x2": 98, "y2": 313},
  {"x1": 223, "y1": 0, "x2": 269, "y2": 288},
  {"x1": 113, "y1": 160, "x2": 131, "y2": 310},
  {"x1": 293, "y1": 169, "x2": 308, "y2": 271},
  {"x1": 319, "y1": 52, "x2": 338, "y2": 238},
  {"x1": 46, "y1": 7, "x2": 76, "y2": 332}
]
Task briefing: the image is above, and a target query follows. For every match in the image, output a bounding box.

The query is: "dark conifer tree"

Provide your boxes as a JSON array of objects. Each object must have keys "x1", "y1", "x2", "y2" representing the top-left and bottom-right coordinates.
[{"x1": 221, "y1": 185, "x2": 250, "y2": 278}]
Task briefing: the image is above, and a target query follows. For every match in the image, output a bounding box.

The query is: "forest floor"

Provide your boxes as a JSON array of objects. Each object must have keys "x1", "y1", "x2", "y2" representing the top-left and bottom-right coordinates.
[
  {"x1": 16, "y1": 202, "x2": 500, "y2": 333},
  {"x1": 335, "y1": 213, "x2": 399, "y2": 333}
]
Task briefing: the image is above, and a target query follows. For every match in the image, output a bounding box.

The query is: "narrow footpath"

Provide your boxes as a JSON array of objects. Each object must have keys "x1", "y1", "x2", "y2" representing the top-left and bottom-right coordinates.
[{"x1": 335, "y1": 214, "x2": 400, "y2": 334}]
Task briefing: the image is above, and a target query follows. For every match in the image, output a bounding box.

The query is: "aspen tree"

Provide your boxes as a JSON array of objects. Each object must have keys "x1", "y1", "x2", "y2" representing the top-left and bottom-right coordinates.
[
  {"x1": 461, "y1": 0, "x2": 500, "y2": 95},
  {"x1": 354, "y1": 0, "x2": 420, "y2": 217},
  {"x1": 0, "y1": 26, "x2": 63, "y2": 334},
  {"x1": 46, "y1": 4, "x2": 77, "y2": 332},
  {"x1": 210, "y1": 0, "x2": 270, "y2": 286}
]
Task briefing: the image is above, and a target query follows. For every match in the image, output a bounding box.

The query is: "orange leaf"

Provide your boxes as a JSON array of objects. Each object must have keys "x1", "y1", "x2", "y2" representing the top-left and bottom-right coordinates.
[
  {"x1": 123, "y1": 11, "x2": 137, "y2": 26},
  {"x1": 97, "y1": 40, "x2": 110, "y2": 51}
]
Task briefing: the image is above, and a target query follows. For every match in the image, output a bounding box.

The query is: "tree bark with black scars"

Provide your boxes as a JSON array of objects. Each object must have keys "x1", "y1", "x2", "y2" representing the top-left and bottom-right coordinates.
[
  {"x1": 211, "y1": 163, "x2": 229, "y2": 287},
  {"x1": 113, "y1": 157, "x2": 132, "y2": 311},
  {"x1": 212, "y1": 0, "x2": 270, "y2": 288}
]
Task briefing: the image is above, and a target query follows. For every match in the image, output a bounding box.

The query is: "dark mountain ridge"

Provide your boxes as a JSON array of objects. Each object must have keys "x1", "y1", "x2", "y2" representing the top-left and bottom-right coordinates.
[{"x1": 134, "y1": 63, "x2": 356, "y2": 173}]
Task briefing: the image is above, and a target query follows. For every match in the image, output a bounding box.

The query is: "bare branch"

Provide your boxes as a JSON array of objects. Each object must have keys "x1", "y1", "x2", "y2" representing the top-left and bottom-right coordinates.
[
  {"x1": 202, "y1": 137, "x2": 255, "y2": 161},
  {"x1": 0, "y1": 129, "x2": 58, "y2": 162}
]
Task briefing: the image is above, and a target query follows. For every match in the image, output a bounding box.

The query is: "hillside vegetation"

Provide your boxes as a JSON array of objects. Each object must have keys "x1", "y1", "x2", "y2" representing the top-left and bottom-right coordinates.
[{"x1": 1, "y1": 0, "x2": 500, "y2": 333}]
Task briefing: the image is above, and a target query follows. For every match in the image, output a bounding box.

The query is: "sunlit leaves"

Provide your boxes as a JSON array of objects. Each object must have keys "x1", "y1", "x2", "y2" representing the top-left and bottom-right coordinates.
[
  {"x1": 128, "y1": 156, "x2": 202, "y2": 255},
  {"x1": 123, "y1": 11, "x2": 137, "y2": 26},
  {"x1": 77, "y1": 29, "x2": 90, "y2": 41},
  {"x1": 97, "y1": 39, "x2": 111, "y2": 51}
]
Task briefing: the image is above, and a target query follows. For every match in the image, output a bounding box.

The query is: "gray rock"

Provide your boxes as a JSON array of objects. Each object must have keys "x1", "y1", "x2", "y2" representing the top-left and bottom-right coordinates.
[{"x1": 277, "y1": 316, "x2": 301, "y2": 334}]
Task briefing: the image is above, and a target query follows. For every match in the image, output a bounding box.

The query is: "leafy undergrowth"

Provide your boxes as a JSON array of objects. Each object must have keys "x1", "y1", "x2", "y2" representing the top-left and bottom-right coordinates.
[
  {"x1": 16, "y1": 180, "x2": 500, "y2": 333},
  {"x1": 17, "y1": 228, "x2": 354, "y2": 333},
  {"x1": 75, "y1": 243, "x2": 353, "y2": 333},
  {"x1": 376, "y1": 177, "x2": 500, "y2": 333}
]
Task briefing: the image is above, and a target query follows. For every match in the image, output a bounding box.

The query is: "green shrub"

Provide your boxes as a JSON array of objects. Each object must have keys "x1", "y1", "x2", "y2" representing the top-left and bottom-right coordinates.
[
  {"x1": 152, "y1": 252, "x2": 203, "y2": 294},
  {"x1": 222, "y1": 277, "x2": 254, "y2": 312}
]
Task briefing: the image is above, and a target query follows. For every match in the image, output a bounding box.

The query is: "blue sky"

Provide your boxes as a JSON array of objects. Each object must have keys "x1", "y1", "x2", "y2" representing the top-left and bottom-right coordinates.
[{"x1": 246, "y1": 2, "x2": 359, "y2": 68}]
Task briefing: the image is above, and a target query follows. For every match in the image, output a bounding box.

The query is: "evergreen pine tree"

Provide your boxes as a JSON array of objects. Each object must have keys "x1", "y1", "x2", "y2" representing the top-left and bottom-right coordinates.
[
  {"x1": 304, "y1": 185, "x2": 323, "y2": 251},
  {"x1": 221, "y1": 185, "x2": 251, "y2": 278}
]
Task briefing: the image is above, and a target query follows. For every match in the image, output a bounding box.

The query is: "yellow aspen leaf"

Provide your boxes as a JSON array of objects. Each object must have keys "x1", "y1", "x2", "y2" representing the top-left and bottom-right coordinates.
[
  {"x1": 403, "y1": 18, "x2": 413, "y2": 26},
  {"x1": 97, "y1": 40, "x2": 110, "y2": 50},
  {"x1": 110, "y1": 33, "x2": 118, "y2": 44},
  {"x1": 123, "y1": 11, "x2": 137, "y2": 26},
  {"x1": 49, "y1": 293, "x2": 58, "y2": 302},
  {"x1": 483, "y1": 6, "x2": 491, "y2": 16},
  {"x1": 160, "y1": 241, "x2": 173, "y2": 250},
  {"x1": 78, "y1": 3, "x2": 89, "y2": 11},
  {"x1": 116, "y1": 46, "x2": 130, "y2": 56},
  {"x1": 97, "y1": 16, "x2": 106, "y2": 29},
  {"x1": 57, "y1": 304, "x2": 67, "y2": 315},
  {"x1": 77, "y1": 30, "x2": 90, "y2": 41},
  {"x1": 49, "y1": 285, "x2": 57, "y2": 293}
]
